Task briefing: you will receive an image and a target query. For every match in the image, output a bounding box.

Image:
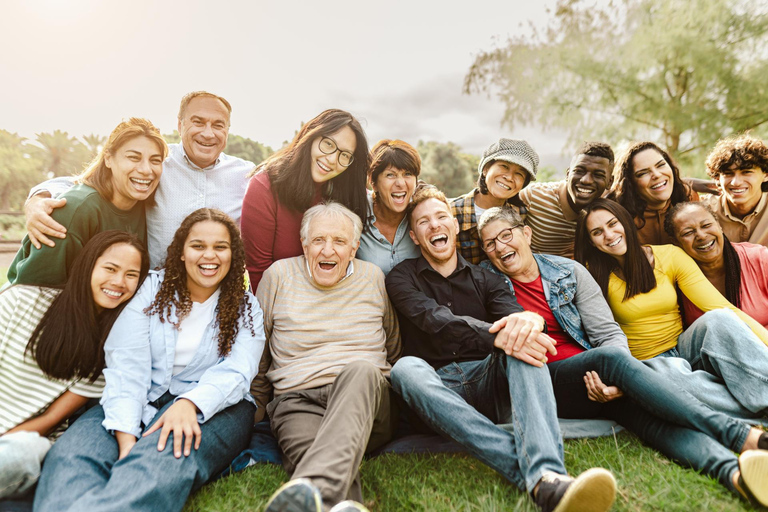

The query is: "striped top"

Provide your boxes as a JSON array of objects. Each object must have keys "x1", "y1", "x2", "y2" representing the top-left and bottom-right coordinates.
[
  {"x1": 252, "y1": 256, "x2": 401, "y2": 406},
  {"x1": 519, "y1": 181, "x2": 579, "y2": 258},
  {"x1": 0, "y1": 285, "x2": 104, "y2": 436}
]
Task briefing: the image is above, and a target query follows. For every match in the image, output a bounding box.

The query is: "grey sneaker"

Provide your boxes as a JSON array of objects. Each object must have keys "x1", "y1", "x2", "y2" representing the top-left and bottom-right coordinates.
[
  {"x1": 329, "y1": 500, "x2": 370, "y2": 512},
  {"x1": 264, "y1": 478, "x2": 322, "y2": 512},
  {"x1": 534, "y1": 468, "x2": 616, "y2": 512},
  {"x1": 738, "y1": 451, "x2": 768, "y2": 509}
]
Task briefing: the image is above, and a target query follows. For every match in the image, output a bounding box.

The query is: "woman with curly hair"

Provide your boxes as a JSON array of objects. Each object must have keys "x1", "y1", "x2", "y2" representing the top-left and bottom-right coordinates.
[
  {"x1": 34, "y1": 208, "x2": 265, "y2": 512},
  {"x1": 7, "y1": 117, "x2": 167, "y2": 287},
  {"x1": 241, "y1": 109, "x2": 370, "y2": 290},
  {"x1": 0, "y1": 230, "x2": 148, "y2": 501},
  {"x1": 608, "y1": 141, "x2": 697, "y2": 245},
  {"x1": 703, "y1": 134, "x2": 768, "y2": 247}
]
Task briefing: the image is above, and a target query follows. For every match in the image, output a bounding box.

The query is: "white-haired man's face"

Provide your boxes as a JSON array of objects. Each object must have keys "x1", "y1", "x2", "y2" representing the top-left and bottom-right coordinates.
[{"x1": 302, "y1": 214, "x2": 359, "y2": 287}]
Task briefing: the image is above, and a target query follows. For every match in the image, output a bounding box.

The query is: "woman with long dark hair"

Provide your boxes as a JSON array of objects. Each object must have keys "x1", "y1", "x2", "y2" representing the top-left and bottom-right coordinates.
[
  {"x1": 574, "y1": 198, "x2": 768, "y2": 415},
  {"x1": 7, "y1": 118, "x2": 167, "y2": 287},
  {"x1": 608, "y1": 141, "x2": 697, "y2": 245},
  {"x1": 0, "y1": 230, "x2": 149, "y2": 500},
  {"x1": 241, "y1": 109, "x2": 370, "y2": 289},
  {"x1": 665, "y1": 201, "x2": 768, "y2": 329},
  {"x1": 34, "y1": 208, "x2": 265, "y2": 512}
]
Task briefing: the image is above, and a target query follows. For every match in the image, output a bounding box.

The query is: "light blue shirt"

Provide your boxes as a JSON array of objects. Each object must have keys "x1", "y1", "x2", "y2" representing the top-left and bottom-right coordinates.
[
  {"x1": 100, "y1": 270, "x2": 265, "y2": 438},
  {"x1": 357, "y1": 197, "x2": 421, "y2": 275},
  {"x1": 31, "y1": 143, "x2": 255, "y2": 269}
]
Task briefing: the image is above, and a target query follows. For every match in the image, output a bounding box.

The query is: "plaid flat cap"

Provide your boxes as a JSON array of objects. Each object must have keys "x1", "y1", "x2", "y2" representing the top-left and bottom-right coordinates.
[{"x1": 478, "y1": 138, "x2": 539, "y2": 180}]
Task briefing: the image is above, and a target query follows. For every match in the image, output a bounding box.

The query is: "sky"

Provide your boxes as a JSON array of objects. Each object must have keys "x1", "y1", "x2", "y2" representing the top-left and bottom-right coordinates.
[{"x1": 0, "y1": 0, "x2": 571, "y2": 168}]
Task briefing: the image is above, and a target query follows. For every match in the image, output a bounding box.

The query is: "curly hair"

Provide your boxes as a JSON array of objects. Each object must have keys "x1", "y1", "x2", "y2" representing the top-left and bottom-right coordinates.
[
  {"x1": 144, "y1": 208, "x2": 254, "y2": 357},
  {"x1": 609, "y1": 141, "x2": 689, "y2": 228},
  {"x1": 576, "y1": 141, "x2": 615, "y2": 165},
  {"x1": 706, "y1": 134, "x2": 768, "y2": 192}
]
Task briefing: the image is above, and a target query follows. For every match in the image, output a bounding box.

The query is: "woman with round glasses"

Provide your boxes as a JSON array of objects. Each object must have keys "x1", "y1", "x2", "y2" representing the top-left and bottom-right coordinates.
[{"x1": 241, "y1": 109, "x2": 370, "y2": 290}]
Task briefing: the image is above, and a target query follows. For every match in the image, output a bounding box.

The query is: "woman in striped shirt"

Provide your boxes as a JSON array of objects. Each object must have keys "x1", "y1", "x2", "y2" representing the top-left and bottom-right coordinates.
[{"x1": 0, "y1": 230, "x2": 149, "y2": 500}]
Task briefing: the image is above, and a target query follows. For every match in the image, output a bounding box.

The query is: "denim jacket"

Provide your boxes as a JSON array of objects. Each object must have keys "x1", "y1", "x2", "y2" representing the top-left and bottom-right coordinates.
[{"x1": 481, "y1": 254, "x2": 628, "y2": 351}]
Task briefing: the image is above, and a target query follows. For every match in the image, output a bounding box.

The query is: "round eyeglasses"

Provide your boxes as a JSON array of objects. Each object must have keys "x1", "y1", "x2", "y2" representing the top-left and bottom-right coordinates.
[
  {"x1": 318, "y1": 137, "x2": 354, "y2": 167},
  {"x1": 481, "y1": 227, "x2": 519, "y2": 253}
]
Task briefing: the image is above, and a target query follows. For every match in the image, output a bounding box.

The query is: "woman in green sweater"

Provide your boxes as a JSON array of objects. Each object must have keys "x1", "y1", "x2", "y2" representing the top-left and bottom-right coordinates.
[{"x1": 7, "y1": 118, "x2": 167, "y2": 287}]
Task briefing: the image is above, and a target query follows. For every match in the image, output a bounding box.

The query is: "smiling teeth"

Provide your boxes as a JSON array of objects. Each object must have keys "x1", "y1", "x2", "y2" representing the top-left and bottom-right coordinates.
[
  {"x1": 102, "y1": 288, "x2": 123, "y2": 298},
  {"x1": 696, "y1": 240, "x2": 716, "y2": 250},
  {"x1": 131, "y1": 178, "x2": 151, "y2": 184},
  {"x1": 317, "y1": 160, "x2": 331, "y2": 172},
  {"x1": 200, "y1": 264, "x2": 218, "y2": 269},
  {"x1": 607, "y1": 237, "x2": 622, "y2": 247},
  {"x1": 576, "y1": 187, "x2": 593, "y2": 195},
  {"x1": 650, "y1": 180, "x2": 668, "y2": 190},
  {"x1": 730, "y1": 188, "x2": 747, "y2": 193},
  {"x1": 496, "y1": 181, "x2": 511, "y2": 191},
  {"x1": 392, "y1": 192, "x2": 406, "y2": 198},
  {"x1": 430, "y1": 234, "x2": 448, "y2": 243},
  {"x1": 500, "y1": 251, "x2": 515, "y2": 261}
]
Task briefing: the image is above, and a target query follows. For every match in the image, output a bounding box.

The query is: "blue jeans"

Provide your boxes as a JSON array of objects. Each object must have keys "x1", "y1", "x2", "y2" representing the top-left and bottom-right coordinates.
[
  {"x1": 648, "y1": 309, "x2": 768, "y2": 419},
  {"x1": 391, "y1": 353, "x2": 566, "y2": 493},
  {"x1": 548, "y1": 346, "x2": 743, "y2": 490},
  {"x1": 33, "y1": 396, "x2": 254, "y2": 512}
]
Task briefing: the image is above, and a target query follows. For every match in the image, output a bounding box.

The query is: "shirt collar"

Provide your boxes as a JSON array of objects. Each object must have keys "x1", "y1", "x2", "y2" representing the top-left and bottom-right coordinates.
[
  {"x1": 415, "y1": 251, "x2": 470, "y2": 277},
  {"x1": 179, "y1": 143, "x2": 221, "y2": 171},
  {"x1": 721, "y1": 191, "x2": 768, "y2": 222}
]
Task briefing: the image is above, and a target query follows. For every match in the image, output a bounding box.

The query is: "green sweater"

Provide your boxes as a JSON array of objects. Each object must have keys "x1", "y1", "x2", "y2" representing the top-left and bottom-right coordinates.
[{"x1": 7, "y1": 184, "x2": 146, "y2": 287}]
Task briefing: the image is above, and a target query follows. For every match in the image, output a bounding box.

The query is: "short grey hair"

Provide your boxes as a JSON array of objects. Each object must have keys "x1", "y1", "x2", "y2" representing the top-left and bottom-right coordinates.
[
  {"x1": 477, "y1": 206, "x2": 525, "y2": 235},
  {"x1": 300, "y1": 201, "x2": 363, "y2": 245}
]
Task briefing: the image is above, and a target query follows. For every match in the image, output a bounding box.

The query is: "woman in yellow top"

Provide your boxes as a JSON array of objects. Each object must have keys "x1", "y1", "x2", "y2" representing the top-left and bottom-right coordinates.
[{"x1": 574, "y1": 198, "x2": 768, "y2": 416}]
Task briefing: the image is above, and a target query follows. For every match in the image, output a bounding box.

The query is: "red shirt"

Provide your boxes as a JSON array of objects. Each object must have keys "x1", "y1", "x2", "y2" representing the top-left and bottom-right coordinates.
[
  {"x1": 241, "y1": 171, "x2": 321, "y2": 291},
  {"x1": 510, "y1": 275, "x2": 586, "y2": 363}
]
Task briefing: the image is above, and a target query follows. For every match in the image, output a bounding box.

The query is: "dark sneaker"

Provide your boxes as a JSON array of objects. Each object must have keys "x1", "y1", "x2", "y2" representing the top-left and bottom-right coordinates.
[
  {"x1": 534, "y1": 468, "x2": 616, "y2": 512},
  {"x1": 738, "y1": 451, "x2": 768, "y2": 508},
  {"x1": 758, "y1": 431, "x2": 768, "y2": 451},
  {"x1": 264, "y1": 478, "x2": 322, "y2": 512},
  {"x1": 329, "y1": 501, "x2": 370, "y2": 512}
]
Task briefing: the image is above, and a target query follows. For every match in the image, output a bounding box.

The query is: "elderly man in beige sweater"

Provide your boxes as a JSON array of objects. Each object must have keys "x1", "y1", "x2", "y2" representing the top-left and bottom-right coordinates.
[{"x1": 252, "y1": 201, "x2": 401, "y2": 512}]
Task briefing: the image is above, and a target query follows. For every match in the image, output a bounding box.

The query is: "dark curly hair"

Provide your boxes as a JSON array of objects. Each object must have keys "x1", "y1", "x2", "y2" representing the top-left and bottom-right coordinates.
[
  {"x1": 609, "y1": 141, "x2": 689, "y2": 228},
  {"x1": 706, "y1": 134, "x2": 768, "y2": 193},
  {"x1": 144, "y1": 208, "x2": 255, "y2": 357}
]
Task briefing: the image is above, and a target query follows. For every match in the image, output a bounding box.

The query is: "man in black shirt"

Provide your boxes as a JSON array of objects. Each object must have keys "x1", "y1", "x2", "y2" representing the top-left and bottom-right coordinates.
[{"x1": 385, "y1": 186, "x2": 616, "y2": 512}]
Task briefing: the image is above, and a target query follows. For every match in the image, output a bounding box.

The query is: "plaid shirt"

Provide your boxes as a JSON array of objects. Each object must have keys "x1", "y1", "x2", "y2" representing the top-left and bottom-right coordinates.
[
  {"x1": 450, "y1": 188, "x2": 528, "y2": 265},
  {"x1": 450, "y1": 189, "x2": 485, "y2": 265}
]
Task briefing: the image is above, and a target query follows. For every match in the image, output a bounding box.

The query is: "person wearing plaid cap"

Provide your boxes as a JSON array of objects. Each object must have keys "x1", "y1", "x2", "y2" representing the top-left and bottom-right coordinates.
[{"x1": 451, "y1": 138, "x2": 539, "y2": 264}]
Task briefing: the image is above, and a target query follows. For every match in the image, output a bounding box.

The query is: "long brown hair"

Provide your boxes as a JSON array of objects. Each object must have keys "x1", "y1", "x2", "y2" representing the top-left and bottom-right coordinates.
[
  {"x1": 26, "y1": 230, "x2": 150, "y2": 381},
  {"x1": 574, "y1": 199, "x2": 656, "y2": 301},
  {"x1": 609, "y1": 141, "x2": 689, "y2": 227},
  {"x1": 254, "y1": 109, "x2": 371, "y2": 222},
  {"x1": 144, "y1": 208, "x2": 254, "y2": 357}
]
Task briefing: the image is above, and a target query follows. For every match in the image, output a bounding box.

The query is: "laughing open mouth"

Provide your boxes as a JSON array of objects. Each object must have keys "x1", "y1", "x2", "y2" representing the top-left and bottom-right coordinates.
[{"x1": 430, "y1": 234, "x2": 448, "y2": 247}]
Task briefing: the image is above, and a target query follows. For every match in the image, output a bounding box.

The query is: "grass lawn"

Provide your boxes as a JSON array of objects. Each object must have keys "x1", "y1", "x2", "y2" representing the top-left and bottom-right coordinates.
[{"x1": 184, "y1": 431, "x2": 749, "y2": 512}]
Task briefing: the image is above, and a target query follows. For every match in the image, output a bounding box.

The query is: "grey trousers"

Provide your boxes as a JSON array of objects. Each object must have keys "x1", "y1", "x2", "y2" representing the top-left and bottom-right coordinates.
[{"x1": 267, "y1": 361, "x2": 394, "y2": 509}]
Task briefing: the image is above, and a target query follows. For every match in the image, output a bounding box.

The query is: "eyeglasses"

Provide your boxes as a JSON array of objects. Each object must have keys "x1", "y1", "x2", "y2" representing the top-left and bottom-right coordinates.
[
  {"x1": 318, "y1": 137, "x2": 354, "y2": 168},
  {"x1": 481, "y1": 227, "x2": 519, "y2": 253}
]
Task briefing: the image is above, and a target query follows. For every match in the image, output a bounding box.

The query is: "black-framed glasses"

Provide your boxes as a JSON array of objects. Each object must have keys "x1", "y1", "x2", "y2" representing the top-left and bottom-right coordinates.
[
  {"x1": 482, "y1": 227, "x2": 519, "y2": 253},
  {"x1": 318, "y1": 137, "x2": 354, "y2": 167}
]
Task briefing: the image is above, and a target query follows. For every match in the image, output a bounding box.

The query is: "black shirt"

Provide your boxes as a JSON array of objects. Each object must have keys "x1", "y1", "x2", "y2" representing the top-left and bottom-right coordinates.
[{"x1": 385, "y1": 253, "x2": 523, "y2": 369}]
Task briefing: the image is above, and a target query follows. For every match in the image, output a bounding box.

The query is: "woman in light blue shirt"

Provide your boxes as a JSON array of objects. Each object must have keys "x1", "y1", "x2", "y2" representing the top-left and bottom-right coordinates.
[
  {"x1": 34, "y1": 208, "x2": 265, "y2": 512},
  {"x1": 357, "y1": 139, "x2": 422, "y2": 275}
]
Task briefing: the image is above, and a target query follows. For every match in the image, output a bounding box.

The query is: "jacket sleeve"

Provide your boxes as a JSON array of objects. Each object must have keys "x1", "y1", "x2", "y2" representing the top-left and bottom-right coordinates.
[
  {"x1": 572, "y1": 262, "x2": 630, "y2": 350},
  {"x1": 101, "y1": 276, "x2": 156, "y2": 438},
  {"x1": 241, "y1": 173, "x2": 278, "y2": 292}
]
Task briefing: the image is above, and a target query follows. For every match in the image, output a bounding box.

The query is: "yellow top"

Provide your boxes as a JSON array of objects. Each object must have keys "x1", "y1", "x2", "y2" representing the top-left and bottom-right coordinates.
[{"x1": 607, "y1": 244, "x2": 768, "y2": 360}]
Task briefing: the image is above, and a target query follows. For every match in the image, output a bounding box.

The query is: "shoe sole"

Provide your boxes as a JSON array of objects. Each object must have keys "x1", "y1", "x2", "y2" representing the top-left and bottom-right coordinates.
[
  {"x1": 553, "y1": 468, "x2": 617, "y2": 512},
  {"x1": 264, "y1": 478, "x2": 322, "y2": 512},
  {"x1": 740, "y1": 451, "x2": 768, "y2": 507}
]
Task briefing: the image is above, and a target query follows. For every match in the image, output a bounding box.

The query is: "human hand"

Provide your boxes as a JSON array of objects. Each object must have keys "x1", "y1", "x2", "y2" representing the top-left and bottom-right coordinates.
[
  {"x1": 584, "y1": 371, "x2": 624, "y2": 403},
  {"x1": 115, "y1": 431, "x2": 138, "y2": 460},
  {"x1": 142, "y1": 399, "x2": 201, "y2": 458},
  {"x1": 25, "y1": 195, "x2": 67, "y2": 249},
  {"x1": 490, "y1": 312, "x2": 557, "y2": 367}
]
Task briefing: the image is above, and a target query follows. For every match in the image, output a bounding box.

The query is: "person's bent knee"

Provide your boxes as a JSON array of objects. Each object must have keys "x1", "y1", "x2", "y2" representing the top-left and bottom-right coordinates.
[
  {"x1": 339, "y1": 360, "x2": 384, "y2": 383},
  {"x1": 391, "y1": 356, "x2": 434, "y2": 390}
]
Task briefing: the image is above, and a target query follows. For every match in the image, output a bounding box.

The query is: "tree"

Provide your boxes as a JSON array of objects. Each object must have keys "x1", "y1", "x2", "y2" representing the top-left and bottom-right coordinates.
[
  {"x1": 417, "y1": 141, "x2": 477, "y2": 198},
  {"x1": 224, "y1": 135, "x2": 273, "y2": 166},
  {"x1": 465, "y1": 0, "x2": 768, "y2": 166},
  {"x1": 82, "y1": 133, "x2": 106, "y2": 159},
  {"x1": 29, "y1": 130, "x2": 90, "y2": 177},
  {"x1": 0, "y1": 130, "x2": 45, "y2": 210}
]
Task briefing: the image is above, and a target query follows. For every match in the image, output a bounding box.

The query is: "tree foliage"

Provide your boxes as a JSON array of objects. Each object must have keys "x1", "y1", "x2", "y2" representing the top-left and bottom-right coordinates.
[
  {"x1": 465, "y1": 0, "x2": 768, "y2": 163},
  {"x1": 224, "y1": 134, "x2": 273, "y2": 166},
  {"x1": 0, "y1": 130, "x2": 45, "y2": 210},
  {"x1": 418, "y1": 141, "x2": 477, "y2": 198}
]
